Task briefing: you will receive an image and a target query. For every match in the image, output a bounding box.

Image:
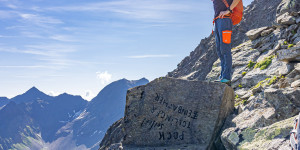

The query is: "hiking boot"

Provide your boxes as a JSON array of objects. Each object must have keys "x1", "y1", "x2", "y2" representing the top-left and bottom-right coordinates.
[{"x1": 220, "y1": 79, "x2": 231, "y2": 86}]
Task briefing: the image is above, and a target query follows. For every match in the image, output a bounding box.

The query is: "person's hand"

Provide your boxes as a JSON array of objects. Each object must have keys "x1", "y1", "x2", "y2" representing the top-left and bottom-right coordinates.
[{"x1": 218, "y1": 10, "x2": 230, "y2": 18}]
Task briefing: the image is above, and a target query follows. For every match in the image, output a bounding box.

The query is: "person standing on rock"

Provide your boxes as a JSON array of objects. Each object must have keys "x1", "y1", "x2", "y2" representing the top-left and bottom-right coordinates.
[{"x1": 212, "y1": 0, "x2": 241, "y2": 85}]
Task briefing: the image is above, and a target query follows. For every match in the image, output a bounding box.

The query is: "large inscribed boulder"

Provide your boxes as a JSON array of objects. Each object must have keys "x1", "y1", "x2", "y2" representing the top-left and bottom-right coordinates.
[{"x1": 122, "y1": 77, "x2": 234, "y2": 149}]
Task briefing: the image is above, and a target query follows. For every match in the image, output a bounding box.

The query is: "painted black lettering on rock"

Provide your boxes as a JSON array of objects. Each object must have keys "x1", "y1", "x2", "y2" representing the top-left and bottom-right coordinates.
[
  {"x1": 150, "y1": 105, "x2": 192, "y2": 129},
  {"x1": 153, "y1": 93, "x2": 199, "y2": 120},
  {"x1": 158, "y1": 131, "x2": 185, "y2": 141},
  {"x1": 141, "y1": 118, "x2": 164, "y2": 130},
  {"x1": 151, "y1": 105, "x2": 157, "y2": 114},
  {"x1": 159, "y1": 132, "x2": 165, "y2": 140}
]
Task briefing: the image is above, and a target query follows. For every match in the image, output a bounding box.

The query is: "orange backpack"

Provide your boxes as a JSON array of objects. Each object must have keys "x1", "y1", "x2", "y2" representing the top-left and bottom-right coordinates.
[{"x1": 222, "y1": 0, "x2": 244, "y2": 25}]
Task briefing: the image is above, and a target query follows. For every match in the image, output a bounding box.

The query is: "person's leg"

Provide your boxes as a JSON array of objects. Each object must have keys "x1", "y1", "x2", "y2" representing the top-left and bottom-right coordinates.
[
  {"x1": 216, "y1": 18, "x2": 232, "y2": 80},
  {"x1": 214, "y1": 20, "x2": 224, "y2": 80}
]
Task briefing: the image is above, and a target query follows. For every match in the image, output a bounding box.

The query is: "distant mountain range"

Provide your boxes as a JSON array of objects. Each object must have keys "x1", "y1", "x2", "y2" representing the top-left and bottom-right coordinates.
[
  {"x1": 0, "y1": 97, "x2": 9, "y2": 109},
  {"x1": 0, "y1": 78, "x2": 149, "y2": 150}
]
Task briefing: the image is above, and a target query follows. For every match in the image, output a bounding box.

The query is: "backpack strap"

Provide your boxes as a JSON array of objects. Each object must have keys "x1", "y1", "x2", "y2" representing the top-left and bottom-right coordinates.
[{"x1": 222, "y1": 0, "x2": 230, "y2": 8}]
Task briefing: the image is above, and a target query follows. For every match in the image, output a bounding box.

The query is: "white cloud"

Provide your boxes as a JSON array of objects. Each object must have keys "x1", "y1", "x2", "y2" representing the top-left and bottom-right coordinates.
[
  {"x1": 127, "y1": 54, "x2": 173, "y2": 59},
  {"x1": 48, "y1": 91, "x2": 60, "y2": 96},
  {"x1": 50, "y1": 35, "x2": 77, "y2": 42},
  {"x1": 46, "y1": 0, "x2": 202, "y2": 22},
  {"x1": 96, "y1": 71, "x2": 112, "y2": 85},
  {"x1": 24, "y1": 44, "x2": 77, "y2": 57},
  {"x1": 81, "y1": 90, "x2": 95, "y2": 101},
  {"x1": 7, "y1": 4, "x2": 17, "y2": 9},
  {"x1": 19, "y1": 13, "x2": 63, "y2": 24}
]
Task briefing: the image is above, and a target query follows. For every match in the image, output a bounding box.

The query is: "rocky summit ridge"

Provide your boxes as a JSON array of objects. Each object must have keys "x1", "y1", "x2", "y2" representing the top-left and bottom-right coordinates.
[{"x1": 99, "y1": 0, "x2": 300, "y2": 149}]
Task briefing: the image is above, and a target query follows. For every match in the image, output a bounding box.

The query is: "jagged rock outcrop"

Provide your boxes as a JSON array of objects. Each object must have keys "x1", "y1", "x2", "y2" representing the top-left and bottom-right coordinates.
[
  {"x1": 167, "y1": 0, "x2": 282, "y2": 81},
  {"x1": 276, "y1": 0, "x2": 300, "y2": 17},
  {"x1": 246, "y1": 27, "x2": 270, "y2": 41},
  {"x1": 222, "y1": 115, "x2": 296, "y2": 150},
  {"x1": 99, "y1": 119, "x2": 125, "y2": 150},
  {"x1": 100, "y1": 0, "x2": 300, "y2": 149},
  {"x1": 205, "y1": 1, "x2": 300, "y2": 149},
  {"x1": 99, "y1": 77, "x2": 235, "y2": 150}
]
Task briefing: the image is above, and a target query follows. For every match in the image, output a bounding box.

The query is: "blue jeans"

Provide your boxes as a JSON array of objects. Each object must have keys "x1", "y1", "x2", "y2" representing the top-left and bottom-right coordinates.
[{"x1": 214, "y1": 18, "x2": 233, "y2": 80}]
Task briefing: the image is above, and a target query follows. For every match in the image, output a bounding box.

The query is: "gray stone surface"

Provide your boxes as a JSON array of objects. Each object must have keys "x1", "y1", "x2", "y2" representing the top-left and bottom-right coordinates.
[
  {"x1": 99, "y1": 1, "x2": 300, "y2": 150},
  {"x1": 122, "y1": 144, "x2": 206, "y2": 150},
  {"x1": 277, "y1": 12, "x2": 296, "y2": 25},
  {"x1": 291, "y1": 80, "x2": 300, "y2": 87},
  {"x1": 167, "y1": 0, "x2": 282, "y2": 81},
  {"x1": 294, "y1": 37, "x2": 300, "y2": 45},
  {"x1": 261, "y1": 28, "x2": 274, "y2": 37},
  {"x1": 276, "y1": 0, "x2": 300, "y2": 17},
  {"x1": 246, "y1": 27, "x2": 269, "y2": 40},
  {"x1": 277, "y1": 46, "x2": 300, "y2": 62},
  {"x1": 122, "y1": 77, "x2": 234, "y2": 149},
  {"x1": 203, "y1": 7, "x2": 300, "y2": 148},
  {"x1": 221, "y1": 86, "x2": 300, "y2": 149},
  {"x1": 297, "y1": 17, "x2": 300, "y2": 23},
  {"x1": 222, "y1": 116, "x2": 297, "y2": 150},
  {"x1": 99, "y1": 118, "x2": 124, "y2": 150},
  {"x1": 295, "y1": 63, "x2": 300, "y2": 71}
]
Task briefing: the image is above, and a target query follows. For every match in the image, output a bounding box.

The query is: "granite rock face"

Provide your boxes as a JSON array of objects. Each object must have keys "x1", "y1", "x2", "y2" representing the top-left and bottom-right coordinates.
[
  {"x1": 222, "y1": 116, "x2": 297, "y2": 150},
  {"x1": 206, "y1": 2, "x2": 300, "y2": 148},
  {"x1": 100, "y1": 77, "x2": 235, "y2": 150},
  {"x1": 99, "y1": 0, "x2": 300, "y2": 149},
  {"x1": 246, "y1": 27, "x2": 269, "y2": 40},
  {"x1": 276, "y1": 0, "x2": 300, "y2": 17},
  {"x1": 277, "y1": 46, "x2": 300, "y2": 62},
  {"x1": 167, "y1": 0, "x2": 282, "y2": 81},
  {"x1": 277, "y1": 12, "x2": 297, "y2": 25},
  {"x1": 99, "y1": 118, "x2": 125, "y2": 150}
]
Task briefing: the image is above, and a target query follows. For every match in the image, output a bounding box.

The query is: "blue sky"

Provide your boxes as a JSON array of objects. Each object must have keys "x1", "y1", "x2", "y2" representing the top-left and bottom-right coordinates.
[{"x1": 0, "y1": 0, "x2": 254, "y2": 100}]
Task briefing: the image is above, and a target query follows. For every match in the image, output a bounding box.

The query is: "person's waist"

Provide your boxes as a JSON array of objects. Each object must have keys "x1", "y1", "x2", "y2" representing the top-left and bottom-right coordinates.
[
  {"x1": 223, "y1": 14, "x2": 232, "y2": 17},
  {"x1": 215, "y1": 14, "x2": 231, "y2": 19}
]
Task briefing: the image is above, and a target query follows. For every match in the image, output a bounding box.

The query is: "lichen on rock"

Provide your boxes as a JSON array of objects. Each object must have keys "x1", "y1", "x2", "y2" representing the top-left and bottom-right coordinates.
[{"x1": 237, "y1": 116, "x2": 296, "y2": 150}]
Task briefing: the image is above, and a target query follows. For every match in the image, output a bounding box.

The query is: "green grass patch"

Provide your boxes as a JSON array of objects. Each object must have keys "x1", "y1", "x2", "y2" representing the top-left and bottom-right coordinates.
[
  {"x1": 234, "y1": 94, "x2": 248, "y2": 107},
  {"x1": 254, "y1": 55, "x2": 274, "y2": 70},
  {"x1": 242, "y1": 72, "x2": 247, "y2": 76},
  {"x1": 253, "y1": 78, "x2": 270, "y2": 89},
  {"x1": 288, "y1": 44, "x2": 294, "y2": 49},
  {"x1": 267, "y1": 128, "x2": 282, "y2": 140},
  {"x1": 235, "y1": 94, "x2": 239, "y2": 99},
  {"x1": 253, "y1": 76, "x2": 279, "y2": 89},
  {"x1": 241, "y1": 99, "x2": 247, "y2": 105},
  {"x1": 247, "y1": 60, "x2": 256, "y2": 68},
  {"x1": 268, "y1": 76, "x2": 278, "y2": 85},
  {"x1": 235, "y1": 99, "x2": 248, "y2": 107}
]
